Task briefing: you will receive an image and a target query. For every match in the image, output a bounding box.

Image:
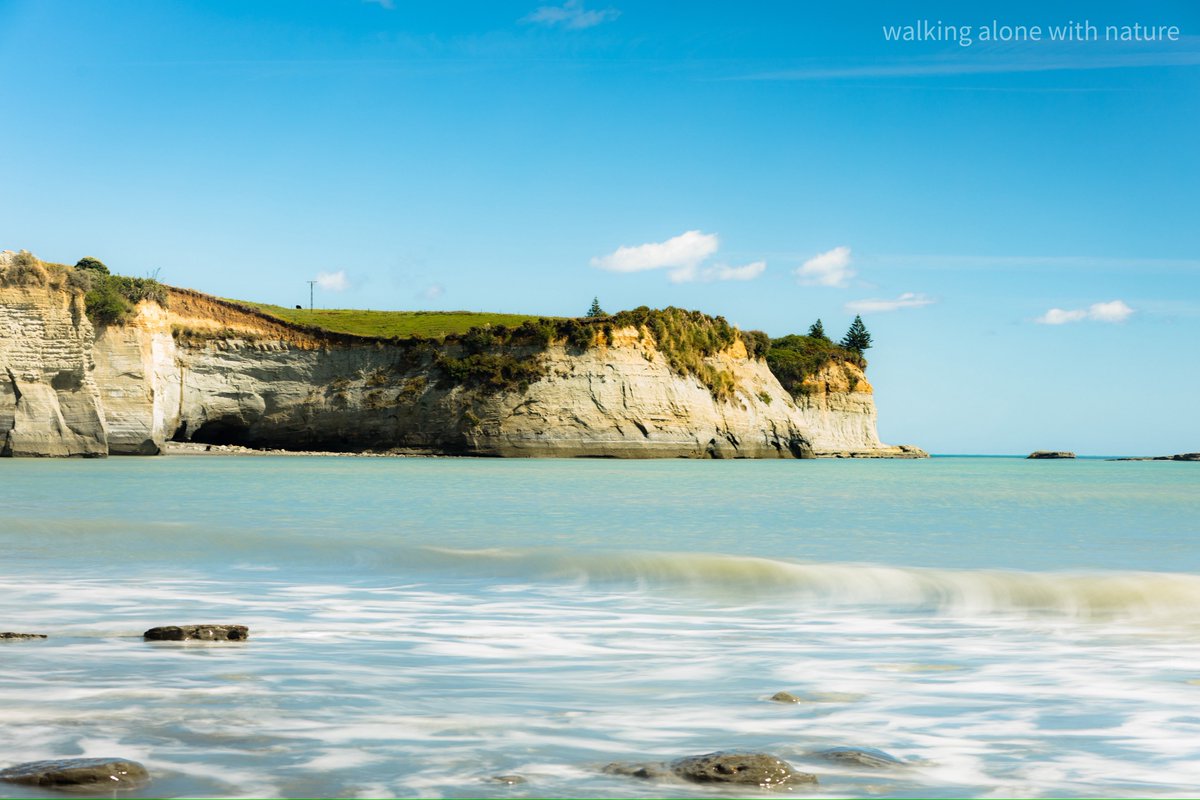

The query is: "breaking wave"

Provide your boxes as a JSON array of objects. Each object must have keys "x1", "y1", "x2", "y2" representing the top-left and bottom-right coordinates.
[{"x1": 424, "y1": 546, "x2": 1200, "y2": 621}]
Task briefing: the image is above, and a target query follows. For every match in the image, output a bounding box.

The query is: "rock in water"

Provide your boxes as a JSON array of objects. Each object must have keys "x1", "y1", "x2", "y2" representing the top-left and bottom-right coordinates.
[
  {"x1": 143, "y1": 624, "x2": 248, "y2": 641},
  {"x1": 489, "y1": 775, "x2": 527, "y2": 785},
  {"x1": 769, "y1": 690, "x2": 802, "y2": 703},
  {"x1": 601, "y1": 762, "x2": 672, "y2": 781},
  {"x1": 1027, "y1": 451, "x2": 1075, "y2": 459},
  {"x1": 0, "y1": 632, "x2": 47, "y2": 640},
  {"x1": 669, "y1": 752, "x2": 816, "y2": 788},
  {"x1": 815, "y1": 746, "x2": 905, "y2": 768},
  {"x1": 0, "y1": 758, "x2": 149, "y2": 791}
]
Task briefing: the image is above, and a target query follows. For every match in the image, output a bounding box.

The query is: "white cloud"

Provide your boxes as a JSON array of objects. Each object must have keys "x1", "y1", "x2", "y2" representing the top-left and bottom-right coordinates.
[
  {"x1": 592, "y1": 231, "x2": 767, "y2": 285},
  {"x1": 315, "y1": 270, "x2": 349, "y2": 292},
  {"x1": 1036, "y1": 299, "x2": 1134, "y2": 325},
  {"x1": 1037, "y1": 308, "x2": 1088, "y2": 325},
  {"x1": 845, "y1": 292, "x2": 935, "y2": 313},
  {"x1": 591, "y1": 230, "x2": 719, "y2": 274},
  {"x1": 423, "y1": 283, "x2": 445, "y2": 300},
  {"x1": 524, "y1": 0, "x2": 619, "y2": 29},
  {"x1": 795, "y1": 245, "x2": 855, "y2": 287},
  {"x1": 1087, "y1": 299, "x2": 1135, "y2": 322}
]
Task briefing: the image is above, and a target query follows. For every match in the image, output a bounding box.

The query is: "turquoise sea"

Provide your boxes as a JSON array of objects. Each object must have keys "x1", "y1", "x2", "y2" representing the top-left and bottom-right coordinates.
[{"x1": 1, "y1": 456, "x2": 1199, "y2": 798}]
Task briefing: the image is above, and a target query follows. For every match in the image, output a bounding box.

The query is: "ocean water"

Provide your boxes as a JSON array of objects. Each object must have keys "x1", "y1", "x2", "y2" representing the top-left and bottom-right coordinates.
[{"x1": 1, "y1": 456, "x2": 1199, "y2": 798}]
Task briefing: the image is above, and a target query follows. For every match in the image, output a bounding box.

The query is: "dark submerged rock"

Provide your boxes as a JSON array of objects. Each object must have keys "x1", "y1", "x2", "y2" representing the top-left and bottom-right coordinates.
[
  {"x1": 143, "y1": 624, "x2": 248, "y2": 641},
  {"x1": 0, "y1": 758, "x2": 149, "y2": 792},
  {"x1": 670, "y1": 752, "x2": 816, "y2": 788},
  {"x1": 601, "y1": 762, "x2": 672, "y2": 781},
  {"x1": 1027, "y1": 451, "x2": 1075, "y2": 459},
  {"x1": 0, "y1": 632, "x2": 47, "y2": 640},
  {"x1": 490, "y1": 775, "x2": 527, "y2": 785},
  {"x1": 815, "y1": 746, "x2": 905, "y2": 769}
]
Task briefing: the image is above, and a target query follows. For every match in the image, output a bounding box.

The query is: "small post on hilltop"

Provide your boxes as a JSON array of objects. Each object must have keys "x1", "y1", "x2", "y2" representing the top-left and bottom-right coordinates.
[{"x1": 307, "y1": 280, "x2": 317, "y2": 311}]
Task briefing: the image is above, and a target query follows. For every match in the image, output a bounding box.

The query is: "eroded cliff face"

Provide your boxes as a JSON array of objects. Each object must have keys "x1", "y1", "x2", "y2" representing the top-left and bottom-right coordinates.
[
  {"x1": 0, "y1": 263, "x2": 107, "y2": 457},
  {"x1": 794, "y1": 361, "x2": 925, "y2": 458},
  {"x1": 1, "y1": 270, "x2": 922, "y2": 458}
]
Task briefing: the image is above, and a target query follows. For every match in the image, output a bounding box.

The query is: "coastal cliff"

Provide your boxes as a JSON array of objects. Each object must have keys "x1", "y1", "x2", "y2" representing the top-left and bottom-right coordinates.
[
  {"x1": 0, "y1": 253, "x2": 107, "y2": 457},
  {"x1": 1, "y1": 252, "x2": 924, "y2": 459}
]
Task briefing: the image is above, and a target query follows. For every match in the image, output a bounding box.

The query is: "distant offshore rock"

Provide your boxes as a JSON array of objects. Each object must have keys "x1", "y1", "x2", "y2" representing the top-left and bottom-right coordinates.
[
  {"x1": 1027, "y1": 451, "x2": 1076, "y2": 459},
  {"x1": 143, "y1": 624, "x2": 248, "y2": 641},
  {"x1": 1109, "y1": 452, "x2": 1200, "y2": 462},
  {"x1": 0, "y1": 632, "x2": 47, "y2": 640},
  {"x1": 0, "y1": 758, "x2": 149, "y2": 792}
]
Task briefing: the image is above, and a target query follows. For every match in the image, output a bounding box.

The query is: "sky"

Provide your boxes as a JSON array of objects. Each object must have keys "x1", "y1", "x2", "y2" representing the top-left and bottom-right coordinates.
[{"x1": 1, "y1": 0, "x2": 1198, "y2": 455}]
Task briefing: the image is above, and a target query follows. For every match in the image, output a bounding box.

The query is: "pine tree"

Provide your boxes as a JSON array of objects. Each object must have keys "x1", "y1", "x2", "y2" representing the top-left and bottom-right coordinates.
[
  {"x1": 586, "y1": 297, "x2": 606, "y2": 318},
  {"x1": 840, "y1": 315, "x2": 872, "y2": 354},
  {"x1": 807, "y1": 318, "x2": 829, "y2": 342}
]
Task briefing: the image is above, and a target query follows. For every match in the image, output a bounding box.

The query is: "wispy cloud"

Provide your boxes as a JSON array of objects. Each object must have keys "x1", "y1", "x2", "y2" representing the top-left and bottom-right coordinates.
[
  {"x1": 795, "y1": 246, "x2": 854, "y2": 288},
  {"x1": 705, "y1": 260, "x2": 766, "y2": 282},
  {"x1": 315, "y1": 270, "x2": 349, "y2": 292},
  {"x1": 362, "y1": 0, "x2": 395, "y2": 9},
  {"x1": 523, "y1": 0, "x2": 619, "y2": 30},
  {"x1": 1036, "y1": 299, "x2": 1134, "y2": 325},
  {"x1": 845, "y1": 292, "x2": 935, "y2": 313},
  {"x1": 423, "y1": 283, "x2": 445, "y2": 300}
]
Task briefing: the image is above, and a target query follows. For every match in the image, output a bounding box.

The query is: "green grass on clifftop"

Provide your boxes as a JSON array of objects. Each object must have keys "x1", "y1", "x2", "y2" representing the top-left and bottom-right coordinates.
[{"x1": 237, "y1": 302, "x2": 555, "y2": 339}]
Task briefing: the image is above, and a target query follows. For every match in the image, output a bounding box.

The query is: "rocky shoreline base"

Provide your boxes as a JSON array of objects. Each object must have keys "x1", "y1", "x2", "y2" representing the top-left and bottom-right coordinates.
[{"x1": 2, "y1": 624, "x2": 911, "y2": 794}]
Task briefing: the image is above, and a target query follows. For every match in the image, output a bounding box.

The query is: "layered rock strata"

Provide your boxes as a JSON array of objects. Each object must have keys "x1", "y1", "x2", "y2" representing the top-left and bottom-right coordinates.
[{"x1": 1, "y1": 258, "x2": 923, "y2": 459}]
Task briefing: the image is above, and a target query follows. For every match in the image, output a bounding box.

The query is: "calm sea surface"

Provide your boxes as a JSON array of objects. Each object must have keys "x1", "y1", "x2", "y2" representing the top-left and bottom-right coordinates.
[{"x1": 1, "y1": 456, "x2": 1198, "y2": 798}]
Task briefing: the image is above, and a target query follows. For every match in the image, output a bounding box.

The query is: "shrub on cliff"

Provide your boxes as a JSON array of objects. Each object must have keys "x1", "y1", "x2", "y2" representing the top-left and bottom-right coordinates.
[
  {"x1": 766, "y1": 334, "x2": 863, "y2": 399},
  {"x1": 84, "y1": 275, "x2": 168, "y2": 326},
  {"x1": 743, "y1": 330, "x2": 771, "y2": 359},
  {"x1": 75, "y1": 257, "x2": 110, "y2": 275},
  {"x1": 435, "y1": 351, "x2": 544, "y2": 393},
  {"x1": 0, "y1": 250, "x2": 50, "y2": 287}
]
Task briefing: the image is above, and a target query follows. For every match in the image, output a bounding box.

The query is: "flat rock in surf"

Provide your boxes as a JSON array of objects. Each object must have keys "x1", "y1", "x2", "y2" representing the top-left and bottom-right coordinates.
[
  {"x1": 489, "y1": 775, "x2": 527, "y2": 785},
  {"x1": 143, "y1": 624, "x2": 248, "y2": 641},
  {"x1": 0, "y1": 632, "x2": 47, "y2": 640},
  {"x1": 814, "y1": 746, "x2": 905, "y2": 769},
  {"x1": 670, "y1": 752, "x2": 816, "y2": 788},
  {"x1": 1027, "y1": 451, "x2": 1075, "y2": 459},
  {"x1": 0, "y1": 758, "x2": 150, "y2": 792}
]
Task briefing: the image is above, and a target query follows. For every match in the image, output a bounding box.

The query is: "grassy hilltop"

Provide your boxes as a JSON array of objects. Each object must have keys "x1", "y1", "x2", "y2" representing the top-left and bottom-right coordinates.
[{"x1": 236, "y1": 302, "x2": 554, "y2": 340}]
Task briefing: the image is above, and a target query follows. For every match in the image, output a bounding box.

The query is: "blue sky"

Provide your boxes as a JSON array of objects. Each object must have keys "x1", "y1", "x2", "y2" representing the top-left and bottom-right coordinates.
[{"x1": 2, "y1": 0, "x2": 1198, "y2": 454}]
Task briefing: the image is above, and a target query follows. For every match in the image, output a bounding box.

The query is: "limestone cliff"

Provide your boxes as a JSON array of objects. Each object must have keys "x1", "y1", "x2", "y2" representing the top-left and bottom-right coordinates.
[
  {"x1": 794, "y1": 361, "x2": 925, "y2": 458},
  {"x1": 0, "y1": 253, "x2": 107, "y2": 457},
  {"x1": 1, "y1": 253, "x2": 924, "y2": 458}
]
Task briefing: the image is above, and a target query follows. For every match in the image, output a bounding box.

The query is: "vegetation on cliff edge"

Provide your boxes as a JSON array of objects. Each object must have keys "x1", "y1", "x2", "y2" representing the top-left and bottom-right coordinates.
[
  {"x1": 0, "y1": 252, "x2": 167, "y2": 327},
  {"x1": 766, "y1": 334, "x2": 865, "y2": 399}
]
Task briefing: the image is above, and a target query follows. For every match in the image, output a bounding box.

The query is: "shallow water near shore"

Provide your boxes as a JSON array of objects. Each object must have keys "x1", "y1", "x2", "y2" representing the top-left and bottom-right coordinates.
[{"x1": 1, "y1": 456, "x2": 1199, "y2": 798}]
